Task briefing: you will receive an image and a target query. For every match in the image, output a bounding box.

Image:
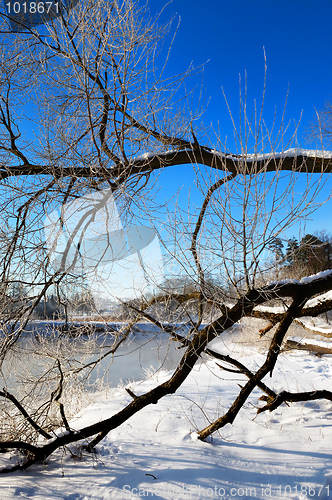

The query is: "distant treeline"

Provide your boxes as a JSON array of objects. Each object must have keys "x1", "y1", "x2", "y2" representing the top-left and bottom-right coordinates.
[{"x1": 269, "y1": 231, "x2": 332, "y2": 277}]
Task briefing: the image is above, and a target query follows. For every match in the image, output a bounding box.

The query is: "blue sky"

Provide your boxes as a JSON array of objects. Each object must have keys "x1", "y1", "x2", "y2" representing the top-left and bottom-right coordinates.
[
  {"x1": 153, "y1": 0, "x2": 332, "y2": 145},
  {"x1": 149, "y1": 0, "x2": 332, "y2": 236}
]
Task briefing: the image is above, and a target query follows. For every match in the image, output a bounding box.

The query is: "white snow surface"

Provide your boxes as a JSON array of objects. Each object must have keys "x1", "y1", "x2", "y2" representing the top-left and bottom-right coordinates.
[
  {"x1": 133, "y1": 147, "x2": 332, "y2": 165},
  {"x1": 297, "y1": 315, "x2": 332, "y2": 336},
  {"x1": 306, "y1": 289, "x2": 332, "y2": 308},
  {"x1": 2, "y1": 330, "x2": 332, "y2": 499},
  {"x1": 300, "y1": 269, "x2": 332, "y2": 284},
  {"x1": 243, "y1": 148, "x2": 332, "y2": 162},
  {"x1": 287, "y1": 336, "x2": 332, "y2": 349},
  {"x1": 267, "y1": 269, "x2": 332, "y2": 288},
  {"x1": 215, "y1": 147, "x2": 332, "y2": 162},
  {"x1": 226, "y1": 147, "x2": 332, "y2": 162}
]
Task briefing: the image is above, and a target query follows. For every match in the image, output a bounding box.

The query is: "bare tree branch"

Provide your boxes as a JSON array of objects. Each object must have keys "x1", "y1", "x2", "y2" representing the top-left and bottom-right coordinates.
[
  {"x1": 257, "y1": 389, "x2": 332, "y2": 414},
  {"x1": 0, "y1": 389, "x2": 51, "y2": 440}
]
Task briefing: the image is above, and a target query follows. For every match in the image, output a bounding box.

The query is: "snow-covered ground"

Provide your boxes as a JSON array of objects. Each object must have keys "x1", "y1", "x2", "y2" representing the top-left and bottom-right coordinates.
[{"x1": 1, "y1": 326, "x2": 332, "y2": 500}]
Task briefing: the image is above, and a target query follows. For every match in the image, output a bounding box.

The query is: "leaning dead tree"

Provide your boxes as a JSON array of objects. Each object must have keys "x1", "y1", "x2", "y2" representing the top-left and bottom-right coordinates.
[
  {"x1": 0, "y1": 0, "x2": 331, "y2": 472},
  {"x1": 1, "y1": 273, "x2": 332, "y2": 472}
]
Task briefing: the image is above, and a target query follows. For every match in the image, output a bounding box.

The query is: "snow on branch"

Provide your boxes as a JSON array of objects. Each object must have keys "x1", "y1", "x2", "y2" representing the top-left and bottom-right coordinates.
[{"x1": 1, "y1": 148, "x2": 332, "y2": 182}]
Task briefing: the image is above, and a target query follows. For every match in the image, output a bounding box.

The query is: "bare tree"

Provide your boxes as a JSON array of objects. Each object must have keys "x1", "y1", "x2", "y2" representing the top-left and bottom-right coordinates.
[
  {"x1": 0, "y1": 0, "x2": 331, "y2": 473},
  {"x1": 309, "y1": 100, "x2": 332, "y2": 148}
]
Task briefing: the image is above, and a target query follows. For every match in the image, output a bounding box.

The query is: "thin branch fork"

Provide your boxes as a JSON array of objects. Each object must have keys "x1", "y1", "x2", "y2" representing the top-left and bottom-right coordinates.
[
  {"x1": 0, "y1": 389, "x2": 51, "y2": 440},
  {"x1": 53, "y1": 360, "x2": 71, "y2": 433},
  {"x1": 198, "y1": 294, "x2": 308, "y2": 440}
]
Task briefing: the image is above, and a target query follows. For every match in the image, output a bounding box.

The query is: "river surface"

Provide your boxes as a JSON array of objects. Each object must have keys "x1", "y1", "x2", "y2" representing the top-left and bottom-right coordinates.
[
  {"x1": 1, "y1": 321, "x2": 187, "y2": 390},
  {"x1": 84, "y1": 325, "x2": 185, "y2": 386}
]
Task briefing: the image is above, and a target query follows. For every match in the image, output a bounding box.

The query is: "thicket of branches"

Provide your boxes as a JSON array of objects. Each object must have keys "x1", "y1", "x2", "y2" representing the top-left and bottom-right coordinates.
[{"x1": 0, "y1": 0, "x2": 331, "y2": 472}]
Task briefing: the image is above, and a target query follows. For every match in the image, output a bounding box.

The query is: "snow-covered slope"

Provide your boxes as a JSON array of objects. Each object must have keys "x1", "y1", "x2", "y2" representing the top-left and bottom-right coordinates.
[{"x1": 1, "y1": 333, "x2": 332, "y2": 500}]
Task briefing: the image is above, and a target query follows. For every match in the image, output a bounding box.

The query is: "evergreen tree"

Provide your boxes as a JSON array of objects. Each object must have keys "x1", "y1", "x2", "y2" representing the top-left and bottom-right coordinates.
[
  {"x1": 285, "y1": 237, "x2": 299, "y2": 268},
  {"x1": 268, "y1": 237, "x2": 284, "y2": 264},
  {"x1": 284, "y1": 233, "x2": 332, "y2": 276}
]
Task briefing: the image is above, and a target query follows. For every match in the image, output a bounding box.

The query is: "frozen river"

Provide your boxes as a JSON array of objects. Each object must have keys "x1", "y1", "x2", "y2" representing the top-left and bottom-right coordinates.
[{"x1": 1, "y1": 321, "x2": 186, "y2": 390}]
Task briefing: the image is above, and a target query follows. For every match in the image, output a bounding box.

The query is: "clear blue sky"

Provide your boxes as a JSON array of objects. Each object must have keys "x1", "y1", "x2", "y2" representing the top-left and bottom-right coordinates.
[
  {"x1": 149, "y1": 0, "x2": 332, "y2": 236},
  {"x1": 152, "y1": 0, "x2": 332, "y2": 145}
]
